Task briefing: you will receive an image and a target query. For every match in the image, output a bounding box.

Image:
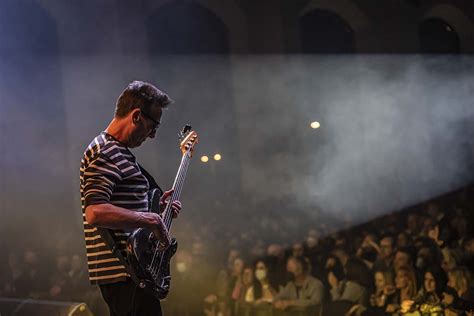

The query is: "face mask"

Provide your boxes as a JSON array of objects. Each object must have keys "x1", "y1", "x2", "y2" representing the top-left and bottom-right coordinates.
[
  {"x1": 255, "y1": 269, "x2": 267, "y2": 281},
  {"x1": 176, "y1": 262, "x2": 187, "y2": 273}
]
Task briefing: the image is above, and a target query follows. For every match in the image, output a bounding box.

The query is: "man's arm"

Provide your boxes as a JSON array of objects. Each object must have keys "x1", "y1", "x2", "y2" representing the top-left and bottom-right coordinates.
[
  {"x1": 289, "y1": 279, "x2": 324, "y2": 307},
  {"x1": 86, "y1": 203, "x2": 165, "y2": 230},
  {"x1": 86, "y1": 203, "x2": 171, "y2": 246}
]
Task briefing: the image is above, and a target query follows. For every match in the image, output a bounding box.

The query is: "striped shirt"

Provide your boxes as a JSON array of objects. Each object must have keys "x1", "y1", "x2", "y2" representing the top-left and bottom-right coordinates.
[{"x1": 80, "y1": 132, "x2": 149, "y2": 285}]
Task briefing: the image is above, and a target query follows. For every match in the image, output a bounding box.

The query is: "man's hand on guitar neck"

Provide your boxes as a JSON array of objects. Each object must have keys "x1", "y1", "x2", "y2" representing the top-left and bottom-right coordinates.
[
  {"x1": 159, "y1": 189, "x2": 182, "y2": 219},
  {"x1": 150, "y1": 189, "x2": 181, "y2": 250}
]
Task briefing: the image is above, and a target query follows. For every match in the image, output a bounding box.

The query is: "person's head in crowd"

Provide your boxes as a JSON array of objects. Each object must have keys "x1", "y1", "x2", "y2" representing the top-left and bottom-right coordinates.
[
  {"x1": 334, "y1": 234, "x2": 348, "y2": 248},
  {"x1": 249, "y1": 240, "x2": 266, "y2": 258},
  {"x1": 326, "y1": 255, "x2": 338, "y2": 270},
  {"x1": 423, "y1": 266, "x2": 447, "y2": 298},
  {"x1": 191, "y1": 240, "x2": 205, "y2": 257},
  {"x1": 267, "y1": 244, "x2": 284, "y2": 259},
  {"x1": 8, "y1": 252, "x2": 21, "y2": 272},
  {"x1": 362, "y1": 233, "x2": 378, "y2": 248},
  {"x1": 426, "y1": 202, "x2": 442, "y2": 219},
  {"x1": 332, "y1": 247, "x2": 350, "y2": 267},
  {"x1": 327, "y1": 258, "x2": 346, "y2": 289},
  {"x1": 55, "y1": 255, "x2": 70, "y2": 274},
  {"x1": 254, "y1": 259, "x2": 271, "y2": 284},
  {"x1": 227, "y1": 249, "x2": 241, "y2": 270},
  {"x1": 422, "y1": 217, "x2": 437, "y2": 236},
  {"x1": 395, "y1": 266, "x2": 417, "y2": 298},
  {"x1": 462, "y1": 237, "x2": 474, "y2": 258},
  {"x1": 242, "y1": 266, "x2": 254, "y2": 288},
  {"x1": 305, "y1": 229, "x2": 320, "y2": 249},
  {"x1": 70, "y1": 254, "x2": 82, "y2": 272},
  {"x1": 286, "y1": 256, "x2": 310, "y2": 280},
  {"x1": 345, "y1": 257, "x2": 372, "y2": 288},
  {"x1": 416, "y1": 241, "x2": 442, "y2": 271},
  {"x1": 175, "y1": 250, "x2": 192, "y2": 274},
  {"x1": 407, "y1": 214, "x2": 419, "y2": 235},
  {"x1": 379, "y1": 236, "x2": 395, "y2": 261},
  {"x1": 441, "y1": 248, "x2": 458, "y2": 273},
  {"x1": 23, "y1": 249, "x2": 39, "y2": 267},
  {"x1": 447, "y1": 267, "x2": 472, "y2": 297},
  {"x1": 397, "y1": 232, "x2": 411, "y2": 249},
  {"x1": 394, "y1": 247, "x2": 415, "y2": 272},
  {"x1": 326, "y1": 255, "x2": 345, "y2": 276},
  {"x1": 292, "y1": 242, "x2": 304, "y2": 257},
  {"x1": 374, "y1": 270, "x2": 394, "y2": 294},
  {"x1": 232, "y1": 257, "x2": 245, "y2": 277},
  {"x1": 451, "y1": 216, "x2": 469, "y2": 239}
]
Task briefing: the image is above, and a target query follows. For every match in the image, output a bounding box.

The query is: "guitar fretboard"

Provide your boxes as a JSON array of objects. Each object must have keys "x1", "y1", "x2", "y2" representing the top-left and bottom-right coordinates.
[{"x1": 163, "y1": 151, "x2": 191, "y2": 230}]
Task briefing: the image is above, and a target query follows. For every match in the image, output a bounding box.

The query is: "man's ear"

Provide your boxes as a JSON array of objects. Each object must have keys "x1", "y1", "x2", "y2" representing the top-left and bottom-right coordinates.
[{"x1": 131, "y1": 108, "x2": 141, "y2": 124}]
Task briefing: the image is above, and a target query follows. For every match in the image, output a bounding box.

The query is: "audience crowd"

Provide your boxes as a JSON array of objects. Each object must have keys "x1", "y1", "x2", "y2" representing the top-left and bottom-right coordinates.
[{"x1": 1, "y1": 185, "x2": 473, "y2": 316}]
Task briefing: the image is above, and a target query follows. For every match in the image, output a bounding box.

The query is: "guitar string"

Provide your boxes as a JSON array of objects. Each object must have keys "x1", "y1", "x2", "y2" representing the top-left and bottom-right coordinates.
[
  {"x1": 150, "y1": 152, "x2": 190, "y2": 276},
  {"x1": 150, "y1": 151, "x2": 191, "y2": 275},
  {"x1": 148, "y1": 153, "x2": 188, "y2": 271},
  {"x1": 148, "y1": 151, "x2": 188, "y2": 269}
]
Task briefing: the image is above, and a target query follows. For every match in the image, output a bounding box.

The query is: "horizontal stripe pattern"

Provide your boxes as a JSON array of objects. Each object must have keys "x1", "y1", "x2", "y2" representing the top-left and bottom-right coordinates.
[{"x1": 80, "y1": 132, "x2": 149, "y2": 285}]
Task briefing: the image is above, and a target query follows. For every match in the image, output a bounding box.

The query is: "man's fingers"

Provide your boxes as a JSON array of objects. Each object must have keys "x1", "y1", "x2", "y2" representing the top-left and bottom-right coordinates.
[
  {"x1": 161, "y1": 189, "x2": 174, "y2": 200},
  {"x1": 171, "y1": 201, "x2": 182, "y2": 210}
]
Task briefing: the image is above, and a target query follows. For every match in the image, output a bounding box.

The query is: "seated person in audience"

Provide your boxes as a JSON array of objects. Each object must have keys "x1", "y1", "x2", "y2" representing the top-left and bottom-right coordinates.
[
  {"x1": 442, "y1": 267, "x2": 474, "y2": 315},
  {"x1": 245, "y1": 259, "x2": 277, "y2": 304},
  {"x1": 273, "y1": 256, "x2": 324, "y2": 310},
  {"x1": 356, "y1": 234, "x2": 379, "y2": 270},
  {"x1": 401, "y1": 266, "x2": 457, "y2": 315},
  {"x1": 230, "y1": 258, "x2": 253, "y2": 301},
  {"x1": 447, "y1": 267, "x2": 472, "y2": 301},
  {"x1": 328, "y1": 258, "x2": 369, "y2": 307},
  {"x1": 397, "y1": 232, "x2": 412, "y2": 249},
  {"x1": 362, "y1": 269, "x2": 401, "y2": 316},
  {"x1": 370, "y1": 270, "x2": 395, "y2": 309},
  {"x1": 241, "y1": 266, "x2": 256, "y2": 304},
  {"x1": 383, "y1": 266, "x2": 418, "y2": 314},
  {"x1": 373, "y1": 236, "x2": 395, "y2": 272}
]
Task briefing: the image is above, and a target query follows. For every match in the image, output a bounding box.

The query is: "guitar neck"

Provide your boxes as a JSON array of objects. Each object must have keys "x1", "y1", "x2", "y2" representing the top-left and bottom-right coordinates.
[{"x1": 163, "y1": 152, "x2": 191, "y2": 230}]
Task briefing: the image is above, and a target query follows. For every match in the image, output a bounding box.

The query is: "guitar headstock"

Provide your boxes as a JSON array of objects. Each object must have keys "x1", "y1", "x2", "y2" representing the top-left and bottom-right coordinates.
[{"x1": 179, "y1": 125, "x2": 198, "y2": 157}]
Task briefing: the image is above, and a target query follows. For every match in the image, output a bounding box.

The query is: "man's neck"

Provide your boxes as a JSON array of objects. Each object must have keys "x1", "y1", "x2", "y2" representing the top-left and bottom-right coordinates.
[
  {"x1": 105, "y1": 118, "x2": 130, "y2": 146},
  {"x1": 295, "y1": 274, "x2": 307, "y2": 285}
]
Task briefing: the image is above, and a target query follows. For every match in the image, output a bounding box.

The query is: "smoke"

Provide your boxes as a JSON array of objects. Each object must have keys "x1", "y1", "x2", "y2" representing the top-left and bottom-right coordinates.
[
  {"x1": 232, "y1": 55, "x2": 474, "y2": 224},
  {"x1": 1, "y1": 54, "x2": 472, "y2": 243}
]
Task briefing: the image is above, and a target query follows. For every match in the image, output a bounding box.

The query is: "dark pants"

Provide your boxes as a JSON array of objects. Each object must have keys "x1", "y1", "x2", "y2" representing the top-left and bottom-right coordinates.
[{"x1": 99, "y1": 279, "x2": 162, "y2": 316}]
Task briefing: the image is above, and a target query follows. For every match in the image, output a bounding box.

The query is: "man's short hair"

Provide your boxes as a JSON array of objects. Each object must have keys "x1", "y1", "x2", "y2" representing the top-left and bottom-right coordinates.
[{"x1": 115, "y1": 80, "x2": 173, "y2": 118}]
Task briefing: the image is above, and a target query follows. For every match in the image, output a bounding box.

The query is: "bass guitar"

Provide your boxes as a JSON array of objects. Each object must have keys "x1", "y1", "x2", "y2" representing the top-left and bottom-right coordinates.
[{"x1": 126, "y1": 125, "x2": 198, "y2": 299}]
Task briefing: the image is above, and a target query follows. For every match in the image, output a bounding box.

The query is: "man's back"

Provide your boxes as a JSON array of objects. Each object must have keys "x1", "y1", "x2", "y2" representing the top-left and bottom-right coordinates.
[{"x1": 80, "y1": 132, "x2": 149, "y2": 285}]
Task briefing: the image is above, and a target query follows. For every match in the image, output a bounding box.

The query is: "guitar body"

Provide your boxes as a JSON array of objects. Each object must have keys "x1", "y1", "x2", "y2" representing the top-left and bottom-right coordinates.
[
  {"x1": 127, "y1": 229, "x2": 177, "y2": 300},
  {"x1": 126, "y1": 188, "x2": 178, "y2": 300}
]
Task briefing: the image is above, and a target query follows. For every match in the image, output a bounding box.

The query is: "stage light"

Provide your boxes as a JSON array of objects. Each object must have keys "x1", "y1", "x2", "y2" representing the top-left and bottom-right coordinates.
[
  {"x1": 214, "y1": 154, "x2": 222, "y2": 161},
  {"x1": 310, "y1": 121, "x2": 320, "y2": 129},
  {"x1": 201, "y1": 156, "x2": 209, "y2": 163}
]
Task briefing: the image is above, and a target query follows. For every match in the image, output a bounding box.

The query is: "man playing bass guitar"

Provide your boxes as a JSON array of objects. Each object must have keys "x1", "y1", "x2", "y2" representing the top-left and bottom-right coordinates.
[{"x1": 80, "y1": 81, "x2": 182, "y2": 316}]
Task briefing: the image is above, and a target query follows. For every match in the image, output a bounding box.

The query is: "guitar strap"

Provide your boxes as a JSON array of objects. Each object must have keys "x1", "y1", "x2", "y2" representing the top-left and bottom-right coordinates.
[{"x1": 98, "y1": 227, "x2": 143, "y2": 286}]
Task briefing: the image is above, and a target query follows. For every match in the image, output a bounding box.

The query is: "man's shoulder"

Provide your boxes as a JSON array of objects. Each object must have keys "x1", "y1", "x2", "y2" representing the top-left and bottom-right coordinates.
[
  {"x1": 82, "y1": 133, "x2": 125, "y2": 162},
  {"x1": 306, "y1": 275, "x2": 324, "y2": 288}
]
